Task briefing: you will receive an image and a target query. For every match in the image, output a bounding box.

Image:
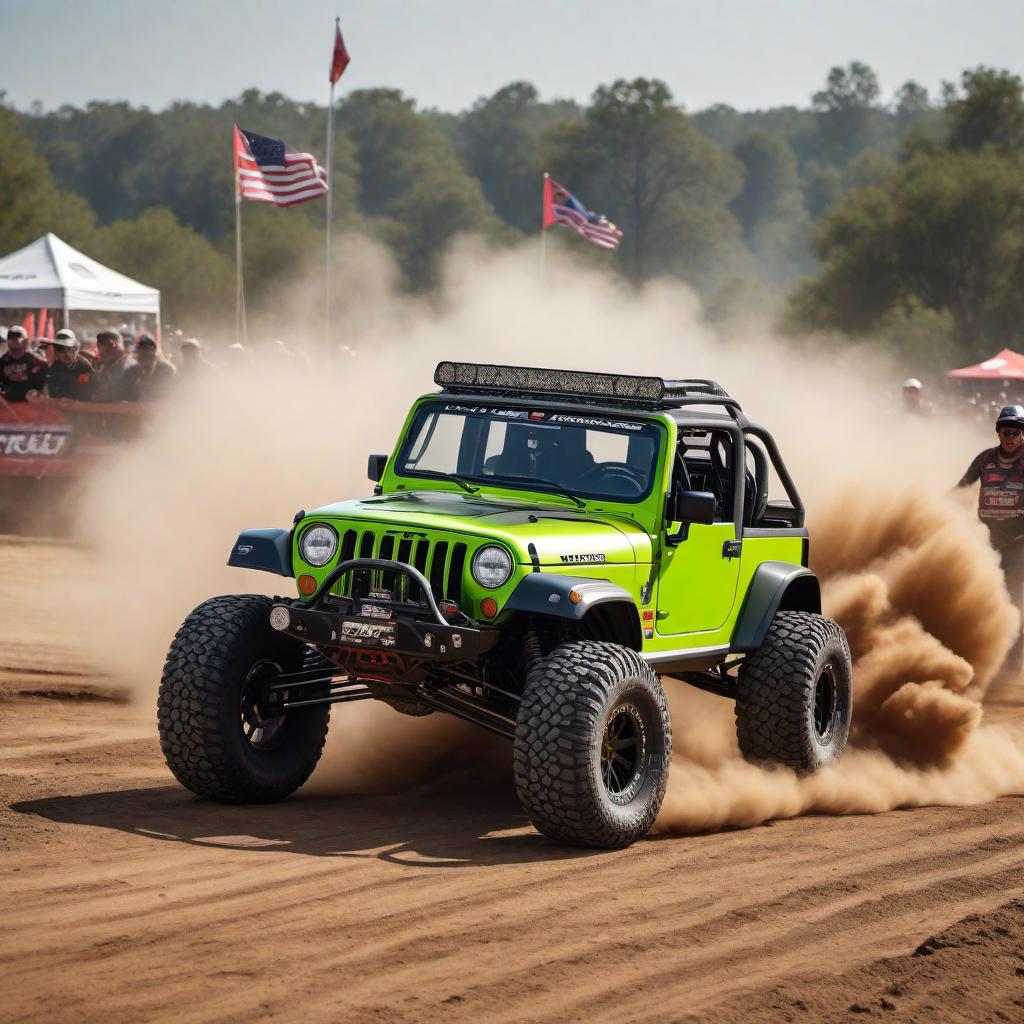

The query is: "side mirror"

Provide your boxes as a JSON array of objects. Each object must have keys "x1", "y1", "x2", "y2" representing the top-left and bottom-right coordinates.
[
  {"x1": 367, "y1": 453, "x2": 388, "y2": 482},
  {"x1": 666, "y1": 488, "x2": 716, "y2": 525}
]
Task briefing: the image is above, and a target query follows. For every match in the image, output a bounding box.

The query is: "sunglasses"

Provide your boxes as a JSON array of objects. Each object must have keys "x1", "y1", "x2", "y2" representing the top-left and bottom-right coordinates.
[{"x1": 999, "y1": 428, "x2": 1022, "y2": 437}]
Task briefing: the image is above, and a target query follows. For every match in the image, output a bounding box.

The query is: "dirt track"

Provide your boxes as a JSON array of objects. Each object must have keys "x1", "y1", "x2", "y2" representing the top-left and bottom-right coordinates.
[{"x1": 3, "y1": 536, "x2": 1024, "y2": 1023}]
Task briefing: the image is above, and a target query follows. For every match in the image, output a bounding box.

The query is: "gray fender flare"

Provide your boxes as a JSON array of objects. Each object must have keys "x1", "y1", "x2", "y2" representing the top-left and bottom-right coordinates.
[
  {"x1": 227, "y1": 528, "x2": 293, "y2": 577},
  {"x1": 730, "y1": 561, "x2": 821, "y2": 652},
  {"x1": 504, "y1": 573, "x2": 641, "y2": 646}
]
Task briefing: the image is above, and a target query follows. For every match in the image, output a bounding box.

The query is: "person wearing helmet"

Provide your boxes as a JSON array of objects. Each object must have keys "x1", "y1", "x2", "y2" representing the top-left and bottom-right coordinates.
[{"x1": 959, "y1": 405, "x2": 1024, "y2": 673}]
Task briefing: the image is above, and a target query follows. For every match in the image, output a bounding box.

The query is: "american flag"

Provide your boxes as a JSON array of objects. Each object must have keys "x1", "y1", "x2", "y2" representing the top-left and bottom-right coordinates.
[
  {"x1": 233, "y1": 125, "x2": 328, "y2": 207},
  {"x1": 542, "y1": 176, "x2": 623, "y2": 250}
]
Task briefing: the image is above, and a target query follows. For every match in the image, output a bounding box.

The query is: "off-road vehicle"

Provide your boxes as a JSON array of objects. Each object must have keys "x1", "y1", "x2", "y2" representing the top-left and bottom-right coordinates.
[{"x1": 158, "y1": 362, "x2": 852, "y2": 848}]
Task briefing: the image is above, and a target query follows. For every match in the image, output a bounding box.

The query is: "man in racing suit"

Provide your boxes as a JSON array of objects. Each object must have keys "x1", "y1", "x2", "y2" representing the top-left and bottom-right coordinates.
[{"x1": 959, "y1": 405, "x2": 1024, "y2": 673}]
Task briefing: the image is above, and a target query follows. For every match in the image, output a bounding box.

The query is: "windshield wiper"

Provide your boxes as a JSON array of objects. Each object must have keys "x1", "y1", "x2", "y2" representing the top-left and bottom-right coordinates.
[
  {"x1": 495, "y1": 475, "x2": 586, "y2": 510},
  {"x1": 435, "y1": 472, "x2": 479, "y2": 494}
]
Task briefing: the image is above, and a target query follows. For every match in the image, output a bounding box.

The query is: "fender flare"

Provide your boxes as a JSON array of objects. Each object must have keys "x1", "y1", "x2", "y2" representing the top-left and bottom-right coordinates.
[
  {"x1": 504, "y1": 573, "x2": 642, "y2": 646},
  {"x1": 730, "y1": 561, "x2": 821, "y2": 652},
  {"x1": 227, "y1": 528, "x2": 293, "y2": 577}
]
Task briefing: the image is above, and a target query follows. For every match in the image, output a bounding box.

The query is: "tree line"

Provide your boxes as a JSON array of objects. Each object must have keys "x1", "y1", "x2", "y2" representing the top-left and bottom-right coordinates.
[{"x1": 2, "y1": 62, "x2": 1023, "y2": 364}]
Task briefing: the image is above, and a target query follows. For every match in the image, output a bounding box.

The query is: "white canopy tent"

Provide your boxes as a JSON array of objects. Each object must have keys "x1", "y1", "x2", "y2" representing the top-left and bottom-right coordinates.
[{"x1": 0, "y1": 233, "x2": 160, "y2": 327}]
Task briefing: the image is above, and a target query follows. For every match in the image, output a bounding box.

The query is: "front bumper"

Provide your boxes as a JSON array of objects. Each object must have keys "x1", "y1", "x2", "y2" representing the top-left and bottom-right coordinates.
[{"x1": 269, "y1": 557, "x2": 498, "y2": 662}]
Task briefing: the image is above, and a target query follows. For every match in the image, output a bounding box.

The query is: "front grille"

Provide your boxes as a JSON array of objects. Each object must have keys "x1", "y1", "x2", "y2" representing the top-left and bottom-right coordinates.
[{"x1": 331, "y1": 527, "x2": 467, "y2": 605}]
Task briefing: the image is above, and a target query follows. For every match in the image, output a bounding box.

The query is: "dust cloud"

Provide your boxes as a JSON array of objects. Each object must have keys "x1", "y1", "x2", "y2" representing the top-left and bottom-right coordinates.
[{"x1": 65, "y1": 234, "x2": 1024, "y2": 827}]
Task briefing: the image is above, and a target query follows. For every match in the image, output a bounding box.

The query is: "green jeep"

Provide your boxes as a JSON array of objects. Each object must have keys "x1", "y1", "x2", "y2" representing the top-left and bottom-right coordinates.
[{"x1": 158, "y1": 362, "x2": 852, "y2": 848}]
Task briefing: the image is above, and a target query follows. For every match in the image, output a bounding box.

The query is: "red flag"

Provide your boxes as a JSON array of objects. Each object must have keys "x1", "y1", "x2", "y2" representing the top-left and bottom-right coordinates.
[
  {"x1": 542, "y1": 176, "x2": 557, "y2": 228},
  {"x1": 329, "y1": 18, "x2": 350, "y2": 84},
  {"x1": 22, "y1": 313, "x2": 35, "y2": 337}
]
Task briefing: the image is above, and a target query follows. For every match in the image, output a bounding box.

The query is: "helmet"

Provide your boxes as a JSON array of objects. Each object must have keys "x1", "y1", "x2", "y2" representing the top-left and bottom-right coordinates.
[
  {"x1": 902, "y1": 378, "x2": 923, "y2": 390},
  {"x1": 996, "y1": 405, "x2": 1024, "y2": 427}
]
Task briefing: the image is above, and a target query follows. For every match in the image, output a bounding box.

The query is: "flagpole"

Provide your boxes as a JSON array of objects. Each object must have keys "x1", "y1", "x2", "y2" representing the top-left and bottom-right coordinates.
[
  {"x1": 324, "y1": 16, "x2": 340, "y2": 350},
  {"x1": 325, "y1": 80, "x2": 335, "y2": 348},
  {"x1": 540, "y1": 172, "x2": 549, "y2": 286},
  {"x1": 235, "y1": 188, "x2": 247, "y2": 346}
]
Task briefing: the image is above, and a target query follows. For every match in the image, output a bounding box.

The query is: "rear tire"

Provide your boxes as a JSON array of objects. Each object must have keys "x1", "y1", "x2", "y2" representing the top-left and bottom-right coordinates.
[
  {"x1": 158, "y1": 595, "x2": 329, "y2": 803},
  {"x1": 735, "y1": 611, "x2": 852, "y2": 771},
  {"x1": 513, "y1": 640, "x2": 671, "y2": 848}
]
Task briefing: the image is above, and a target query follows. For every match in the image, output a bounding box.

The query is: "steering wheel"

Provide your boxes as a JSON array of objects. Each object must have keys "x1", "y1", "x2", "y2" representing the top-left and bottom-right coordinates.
[{"x1": 579, "y1": 462, "x2": 645, "y2": 495}]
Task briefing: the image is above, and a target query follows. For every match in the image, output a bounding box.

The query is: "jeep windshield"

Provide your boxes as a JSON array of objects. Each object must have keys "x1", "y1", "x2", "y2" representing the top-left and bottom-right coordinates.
[{"x1": 394, "y1": 402, "x2": 662, "y2": 504}]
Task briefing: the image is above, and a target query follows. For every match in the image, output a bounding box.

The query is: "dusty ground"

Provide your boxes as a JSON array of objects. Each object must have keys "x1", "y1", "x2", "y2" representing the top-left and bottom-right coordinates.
[{"x1": 2, "y1": 535, "x2": 1024, "y2": 1023}]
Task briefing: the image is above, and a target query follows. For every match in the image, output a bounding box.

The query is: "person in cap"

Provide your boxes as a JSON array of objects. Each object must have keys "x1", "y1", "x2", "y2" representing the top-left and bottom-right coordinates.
[
  {"x1": 43, "y1": 329, "x2": 95, "y2": 401},
  {"x1": 91, "y1": 329, "x2": 133, "y2": 402},
  {"x1": 901, "y1": 377, "x2": 926, "y2": 414},
  {"x1": 176, "y1": 336, "x2": 216, "y2": 381},
  {"x1": 958, "y1": 404, "x2": 1024, "y2": 673},
  {"x1": 123, "y1": 334, "x2": 175, "y2": 402},
  {"x1": 0, "y1": 325, "x2": 48, "y2": 402}
]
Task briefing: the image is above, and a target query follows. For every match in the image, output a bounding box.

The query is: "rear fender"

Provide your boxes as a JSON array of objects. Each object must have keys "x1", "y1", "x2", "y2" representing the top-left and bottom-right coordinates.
[
  {"x1": 730, "y1": 561, "x2": 820, "y2": 652},
  {"x1": 227, "y1": 528, "x2": 293, "y2": 577}
]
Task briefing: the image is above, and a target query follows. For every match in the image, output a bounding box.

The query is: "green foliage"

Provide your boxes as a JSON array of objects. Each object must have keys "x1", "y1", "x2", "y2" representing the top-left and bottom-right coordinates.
[
  {"x1": 92, "y1": 208, "x2": 233, "y2": 323},
  {"x1": 0, "y1": 106, "x2": 96, "y2": 252},
  {"x1": 457, "y1": 82, "x2": 582, "y2": 233},
  {"x1": 810, "y1": 62, "x2": 883, "y2": 165},
  {"x1": 788, "y1": 148, "x2": 1024, "y2": 356},
  {"x1": 550, "y1": 78, "x2": 748, "y2": 293},
  {"x1": 730, "y1": 133, "x2": 812, "y2": 288},
  {"x1": 339, "y1": 88, "x2": 506, "y2": 287},
  {"x1": 946, "y1": 67, "x2": 1024, "y2": 153}
]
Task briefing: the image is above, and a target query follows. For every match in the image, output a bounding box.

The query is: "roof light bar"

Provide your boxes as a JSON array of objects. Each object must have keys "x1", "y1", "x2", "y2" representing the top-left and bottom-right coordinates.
[{"x1": 434, "y1": 361, "x2": 665, "y2": 404}]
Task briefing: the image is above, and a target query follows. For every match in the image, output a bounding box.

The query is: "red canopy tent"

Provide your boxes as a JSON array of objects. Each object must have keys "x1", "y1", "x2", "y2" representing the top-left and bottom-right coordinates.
[{"x1": 947, "y1": 348, "x2": 1024, "y2": 380}]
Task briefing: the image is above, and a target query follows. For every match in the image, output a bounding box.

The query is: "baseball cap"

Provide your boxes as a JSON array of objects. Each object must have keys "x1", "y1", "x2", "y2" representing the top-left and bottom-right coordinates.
[
  {"x1": 46, "y1": 328, "x2": 79, "y2": 349},
  {"x1": 136, "y1": 334, "x2": 157, "y2": 351},
  {"x1": 7, "y1": 325, "x2": 27, "y2": 340}
]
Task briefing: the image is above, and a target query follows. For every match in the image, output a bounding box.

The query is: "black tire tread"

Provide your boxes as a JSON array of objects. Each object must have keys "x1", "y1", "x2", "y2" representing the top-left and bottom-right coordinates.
[
  {"x1": 513, "y1": 640, "x2": 670, "y2": 848},
  {"x1": 735, "y1": 610, "x2": 851, "y2": 770},
  {"x1": 157, "y1": 594, "x2": 329, "y2": 803}
]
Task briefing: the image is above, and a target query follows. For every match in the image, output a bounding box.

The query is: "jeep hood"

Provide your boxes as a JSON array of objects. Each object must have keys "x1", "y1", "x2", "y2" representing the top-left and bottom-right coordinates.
[{"x1": 308, "y1": 491, "x2": 651, "y2": 565}]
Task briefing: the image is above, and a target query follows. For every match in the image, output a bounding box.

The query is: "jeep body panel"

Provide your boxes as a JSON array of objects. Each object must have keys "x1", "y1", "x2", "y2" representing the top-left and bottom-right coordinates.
[
  {"x1": 227, "y1": 528, "x2": 293, "y2": 577},
  {"x1": 730, "y1": 559, "x2": 820, "y2": 652}
]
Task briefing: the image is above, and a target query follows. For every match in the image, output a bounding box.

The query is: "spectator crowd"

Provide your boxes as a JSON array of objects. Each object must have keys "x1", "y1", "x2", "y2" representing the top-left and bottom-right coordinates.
[{"x1": 0, "y1": 326, "x2": 215, "y2": 404}]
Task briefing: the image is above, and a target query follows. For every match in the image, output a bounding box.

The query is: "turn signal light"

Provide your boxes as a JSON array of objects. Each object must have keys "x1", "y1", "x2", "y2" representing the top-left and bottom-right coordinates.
[
  {"x1": 568, "y1": 589, "x2": 582, "y2": 605},
  {"x1": 480, "y1": 597, "x2": 498, "y2": 619},
  {"x1": 297, "y1": 574, "x2": 318, "y2": 596}
]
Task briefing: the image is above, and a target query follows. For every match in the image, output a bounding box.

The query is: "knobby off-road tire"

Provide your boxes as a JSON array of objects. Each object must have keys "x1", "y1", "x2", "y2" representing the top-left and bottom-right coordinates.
[
  {"x1": 735, "y1": 611, "x2": 852, "y2": 771},
  {"x1": 158, "y1": 595, "x2": 329, "y2": 803},
  {"x1": 513, "y1": 640, "x2": 671, "y2": 848}
]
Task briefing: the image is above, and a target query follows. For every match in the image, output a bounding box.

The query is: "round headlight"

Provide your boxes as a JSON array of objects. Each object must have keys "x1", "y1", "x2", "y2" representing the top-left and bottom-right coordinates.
[
  {"x1": 472, "y1": 545, "x2": 513, "y2": 589},
  {"x1": 299, "y1": 524, "x2": 338, "y2": 567}
]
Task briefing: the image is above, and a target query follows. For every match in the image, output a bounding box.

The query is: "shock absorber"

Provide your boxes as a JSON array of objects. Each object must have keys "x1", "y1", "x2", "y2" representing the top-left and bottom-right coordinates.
[{"x1": 522, "y1": 619, "x2": 543, "y2": 677}]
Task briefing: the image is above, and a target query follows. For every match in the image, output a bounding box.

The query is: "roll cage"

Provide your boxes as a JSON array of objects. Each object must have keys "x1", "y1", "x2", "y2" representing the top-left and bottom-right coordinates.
[{"x1": 428, "y1": 361, "x2": 805, "y2": 532}]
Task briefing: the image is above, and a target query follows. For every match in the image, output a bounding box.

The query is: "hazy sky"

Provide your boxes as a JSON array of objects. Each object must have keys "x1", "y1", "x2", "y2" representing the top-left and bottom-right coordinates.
[{"x1": 2, "y1": 0, "x2": 1023, "y2": 114}]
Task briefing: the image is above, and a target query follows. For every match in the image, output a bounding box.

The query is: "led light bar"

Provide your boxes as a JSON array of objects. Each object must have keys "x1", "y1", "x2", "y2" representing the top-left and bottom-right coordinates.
[{"x1": 434, "y1": 361, "x2": 665, "y2": 404}]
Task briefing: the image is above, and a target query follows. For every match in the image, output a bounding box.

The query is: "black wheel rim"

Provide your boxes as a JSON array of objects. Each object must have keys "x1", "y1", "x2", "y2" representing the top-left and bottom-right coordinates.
[
  {"x1": 813, "y1": 664, "x2": 838, "y2": 742},
  {"x1": 601, "y1": 703, "x2": 648, "y2": 803},
  {"x1": 240, "y1": 659, "x2": 287, "y2": 750}
]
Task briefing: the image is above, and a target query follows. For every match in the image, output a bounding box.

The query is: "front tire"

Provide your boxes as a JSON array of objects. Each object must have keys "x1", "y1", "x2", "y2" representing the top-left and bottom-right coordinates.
[
  {"x1": 158, "y1": 595, "x2": 329, "y2": 803},
  {"x1": 735, "y1": 611, "x2": 852, "y2": 771},
  {"x1": 513, "y1": 640, "x2": 671, "y2": 848}
]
